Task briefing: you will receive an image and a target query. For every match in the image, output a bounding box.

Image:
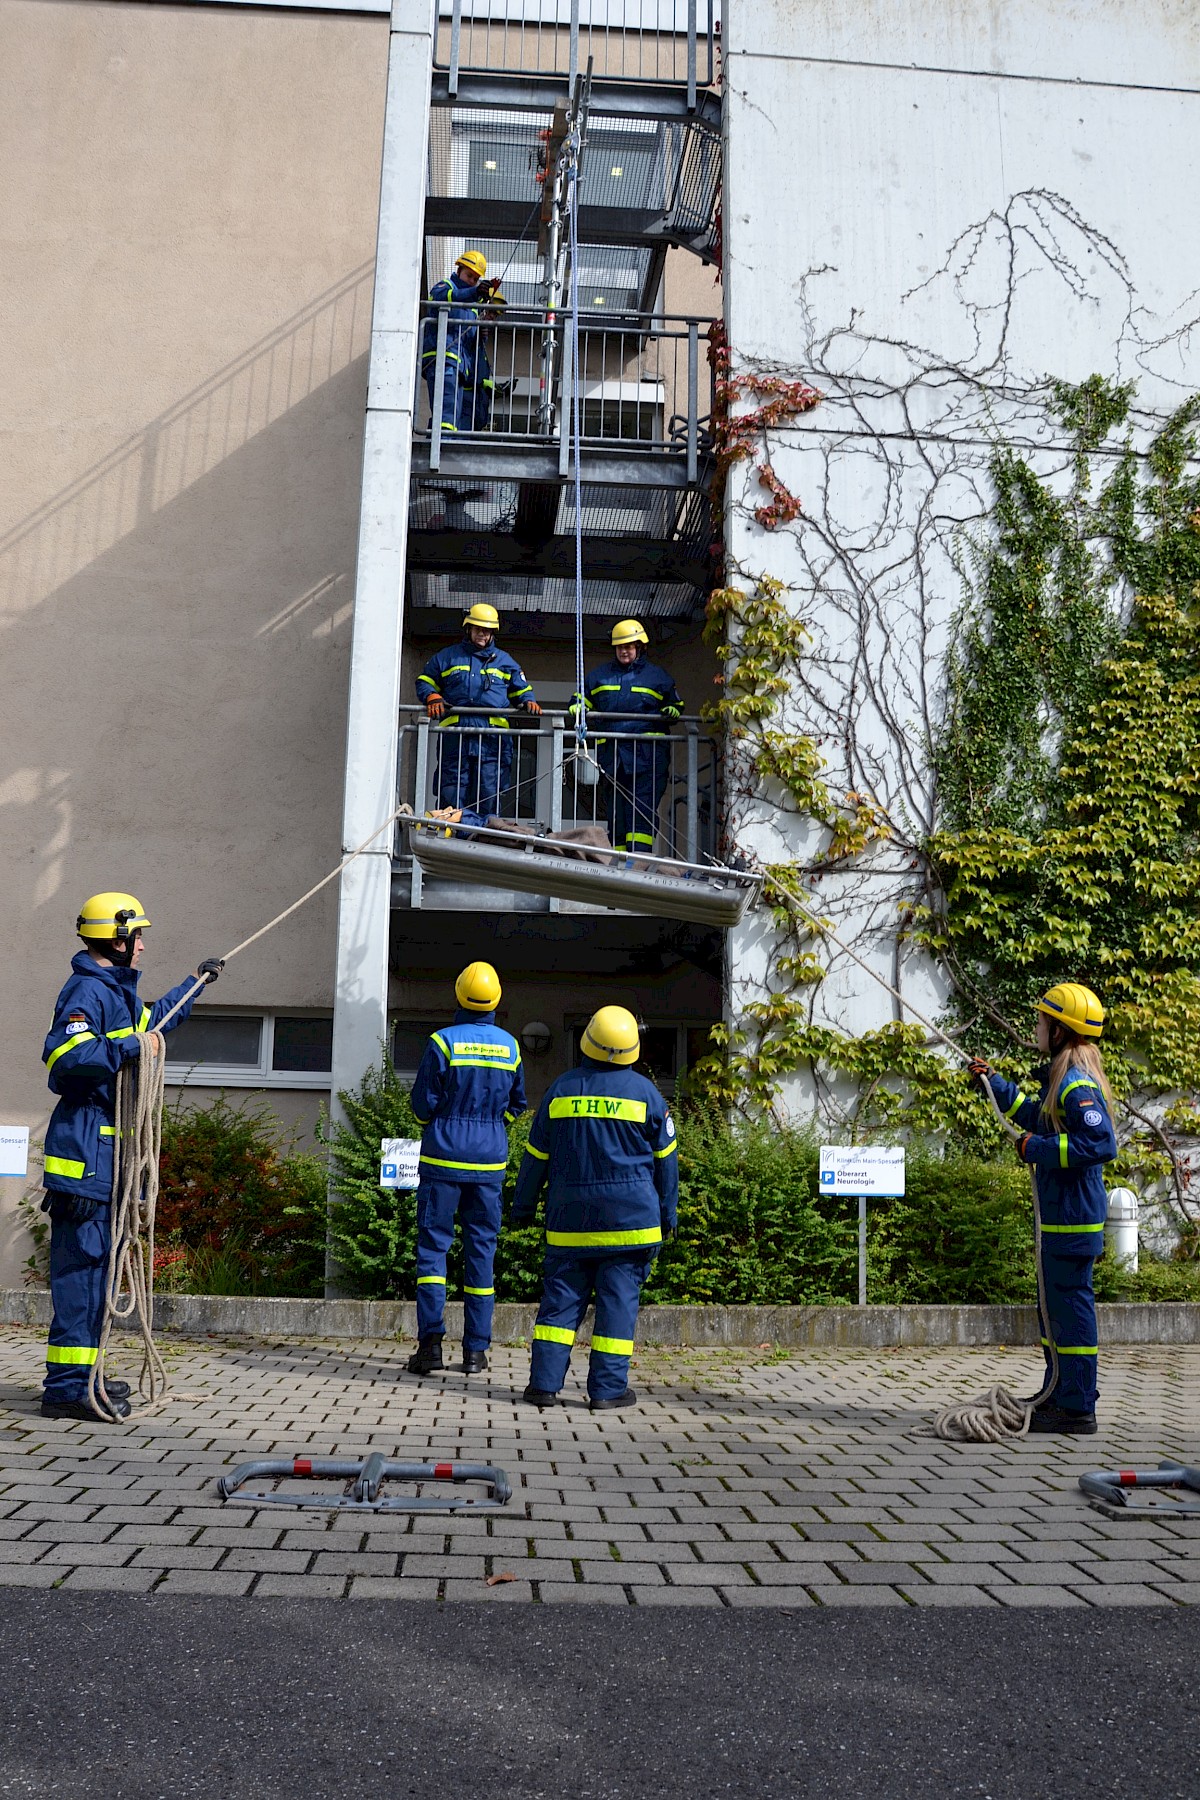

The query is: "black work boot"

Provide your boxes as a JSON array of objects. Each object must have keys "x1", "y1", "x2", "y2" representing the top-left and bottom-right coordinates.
[
  {"x1": 406, "y1": 1337, "x2": 445, "y2": 1377},
  {"x1": 462, "y1": 1349, "x2": 488, "y2": 1375},
  {"x1": 590, "y1": 1387, "x2": 637, "y2": 1411},
  {"x1": 1028, "y1": 1403, "x2": 1097, "y2": 1435},
  {"x1": 40, "y1": 1396, "x2": 131, "y2": 1423},
  {"x1": 98, "y1": 1379, "x2": 131, "y2": 1402},
  {"x1": 522, "y1": 1385, "x2": 558, "y2": 1407}
]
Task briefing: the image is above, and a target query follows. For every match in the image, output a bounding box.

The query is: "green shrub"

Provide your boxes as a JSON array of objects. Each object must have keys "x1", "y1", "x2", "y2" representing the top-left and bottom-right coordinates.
[
  {"x1": 322, "y1": 1062, "x2": 1200, "y2": 1306},
  {"x1": 157, "y1": 1094, "x2": 326, "y2": 1296}
]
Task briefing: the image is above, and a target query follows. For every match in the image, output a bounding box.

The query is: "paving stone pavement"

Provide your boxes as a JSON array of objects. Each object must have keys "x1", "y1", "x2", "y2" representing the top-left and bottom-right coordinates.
[{"x1": 0, "y1": 1325, "x2": 1196, "y2": 1607}]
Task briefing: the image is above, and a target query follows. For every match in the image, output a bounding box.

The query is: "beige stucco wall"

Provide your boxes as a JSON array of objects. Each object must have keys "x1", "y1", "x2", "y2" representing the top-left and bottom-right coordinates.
[{"x1": 0, "y1": 0, "x2": 389, "y2": 1280}]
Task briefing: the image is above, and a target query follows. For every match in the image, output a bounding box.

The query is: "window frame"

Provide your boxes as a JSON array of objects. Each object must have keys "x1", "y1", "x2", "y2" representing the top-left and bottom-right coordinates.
[{"x1": 164, "y1": 1008, "x2": 334, "y2": 1090}]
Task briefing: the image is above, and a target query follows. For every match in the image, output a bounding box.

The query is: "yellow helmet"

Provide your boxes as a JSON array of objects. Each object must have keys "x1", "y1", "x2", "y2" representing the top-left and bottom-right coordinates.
[
  {"x1": 455, "y1": 249, "x2": 488, "y2": 278},
  {"x1": 611, "y1": 618, "x2": 649, "y2": 648},
  {"x1": 463, "y1": 602, "x2": 500, "y2": 633},
  {"x1": 581, "y1": 1005, "x2": 640, "y2": 1066},
  {"x1": 76, "y1": 892, "x2": 151, "y2": 941},
  {"x1": 1037, "y1": 982, "x2": 1105, "y2": 1040},
  {"x1": 455, "y1": 961, "x2": 502, "y2": 1012}
]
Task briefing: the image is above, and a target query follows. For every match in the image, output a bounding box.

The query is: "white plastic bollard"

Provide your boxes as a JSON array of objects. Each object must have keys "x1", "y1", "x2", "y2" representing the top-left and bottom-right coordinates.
[{"x1": 1105, "y1": 1186, "x2": 1139, "y2": 1273}]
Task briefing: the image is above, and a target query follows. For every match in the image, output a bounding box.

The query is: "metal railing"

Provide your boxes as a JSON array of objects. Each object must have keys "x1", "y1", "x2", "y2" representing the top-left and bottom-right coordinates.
[
  {"x1": 417, "y1": 306, "x2": 712, "y2": 474},
  {"x1": 437, "y1": 0, "x2": 717, "y2": 104},
  {"x1": 396, "y1": 703, "x2": 718, "y2": 905}
]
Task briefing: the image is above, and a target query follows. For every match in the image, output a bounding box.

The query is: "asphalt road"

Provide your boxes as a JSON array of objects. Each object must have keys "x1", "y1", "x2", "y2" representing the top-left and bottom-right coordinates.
[{"x1": 0, "y1": 1595, "x2": 1195, "y2": 1798}]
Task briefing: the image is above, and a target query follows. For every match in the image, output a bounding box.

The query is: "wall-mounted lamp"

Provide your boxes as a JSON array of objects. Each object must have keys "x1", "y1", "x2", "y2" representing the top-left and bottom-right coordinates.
[{"x1": 521, "y1": 1020, "x2": 553, "y2": 1054}]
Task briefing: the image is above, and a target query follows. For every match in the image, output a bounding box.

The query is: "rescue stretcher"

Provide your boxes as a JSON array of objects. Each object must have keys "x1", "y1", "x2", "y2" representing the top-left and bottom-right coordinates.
[{"x1": 403, "y1": 816, "x2": 760, "y2": 927}]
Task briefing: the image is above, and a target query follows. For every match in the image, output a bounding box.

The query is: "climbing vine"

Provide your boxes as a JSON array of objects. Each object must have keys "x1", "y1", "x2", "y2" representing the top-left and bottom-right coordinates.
[{"x1": 696, "y1": 192, "x2": 1200, "y2": 1233}]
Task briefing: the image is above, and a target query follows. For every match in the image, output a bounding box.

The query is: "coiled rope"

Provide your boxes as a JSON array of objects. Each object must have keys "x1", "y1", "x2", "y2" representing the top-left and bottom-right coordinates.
[{"x1": 84, "y1": 796, "x2": 413, "y2": 1419}]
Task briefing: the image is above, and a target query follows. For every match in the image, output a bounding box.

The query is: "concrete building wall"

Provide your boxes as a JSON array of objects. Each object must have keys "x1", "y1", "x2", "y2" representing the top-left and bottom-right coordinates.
[
  {"x1": 722, "y1": 0, "x2": 1200, "y2": 1118},
  {"x1": 0, "y1": 0, "x2": 389, "y2": 1278}
]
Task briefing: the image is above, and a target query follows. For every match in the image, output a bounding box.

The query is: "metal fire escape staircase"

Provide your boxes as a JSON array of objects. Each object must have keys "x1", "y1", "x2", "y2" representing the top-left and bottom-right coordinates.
[{"x1": 409, "y1": 0, "x2": 722, "y2": 630}]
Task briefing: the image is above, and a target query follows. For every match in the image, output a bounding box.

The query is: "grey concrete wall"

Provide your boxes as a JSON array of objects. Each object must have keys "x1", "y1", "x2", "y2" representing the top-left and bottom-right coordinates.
[
  {"x1": 0, "y1": 0, "x2": 389, "y2": 1281},
  {"x1": 5, "y1": 1290, "x2": 1199, "y2": 1346}
]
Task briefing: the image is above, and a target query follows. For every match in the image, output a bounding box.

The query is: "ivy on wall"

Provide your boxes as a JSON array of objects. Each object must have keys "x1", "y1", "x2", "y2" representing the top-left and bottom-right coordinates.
[{"x1": 700, "y1": 365, "x2": 1200, "y2": 1235}]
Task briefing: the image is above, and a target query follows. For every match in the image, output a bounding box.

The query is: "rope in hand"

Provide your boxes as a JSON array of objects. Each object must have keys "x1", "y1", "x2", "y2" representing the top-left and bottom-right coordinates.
[
  {"x1": 86, "y1": 796, "x2": 414, "y2": 1419},
  {"x1": 775, "y1": 889, "x2": 1058, "y2": 1443}
]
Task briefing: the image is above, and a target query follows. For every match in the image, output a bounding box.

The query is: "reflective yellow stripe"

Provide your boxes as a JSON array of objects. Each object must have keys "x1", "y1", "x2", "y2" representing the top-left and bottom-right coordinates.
[
  {"x1": 1042, "y1": 1222, "x2": 1105, "y2": 1233},
  {"x1": 1059, "y1": 1133, "x2": 1069, "y2": 1169},
  {"x1": 591, "y1": 1335, "x2": 634, "y2": 1356},
  {"x1": 626, "y1": 833, "x2": 655, "y2": 847},
  {"x1": 546, "y1": 1227, "x2": 662, "y2": 1248},
  {"x1": 1060, "y1": 1079, "x2": 1099, "y2": 1100},
  {"x1": 592, "y1": 684, "x2": 622, "y2": 694},
  {"x1": 549, "y1": 1096, "x2": 647, "y2": 1123},
  {"x1": 1055, "y1": 1344, "x2": 1099, "y2": 1355},
  {"x1": 447, "y1": 1058, "x2": 518, "y2": 1070},
  {"x1": 654, "y1": 1140, "x2": 678, "y2": 1159},
  {"x1": 44, "y1": 1155, "x2": 85, "y2": 1181},
  {"x1": 46, "y1": 1345, "x2": 98, "y2": 1366},
  {"x1": 46, "y1": 1033, "x2": 96, "y2": 1071},
  {"x1": 107, "y1": 1027, "x2": 135, "y2": 1040},
  {"x1": 464, "y1": 1286, "x2": 494, "y2": 1296},
  {"x1": 138, "y1": 1006, "x2": 152, "y2": 1031},
  {"x1": 99, "y1": 1127, "x2": 116, "y2": 1137},
  {"x1": 525, "y1": 1143, "x2": 549, "y2": 1161},
  {"x1": 533, "y1": 1324, "x2": 575, "y2": 1346},
  {"x1": 443, "y1": 664, "x2": 472, "y2": 674},
  {"x1": 419, "y1": 1156, "x2": 508, "y2": 1171},
  {"x1": 431, "y1": 1033, "x2": 451, "y2": 1058},
  {"x1": 417, "y1": 675, "x2": 439, "y2": 688},
  {"x1": 1004, "y1": 1091, "x2": 1026, "y2": 1119},
  {"x1": 631, "y1": 687, "x2": 664, "y2": 697},
  {"x1": 417, "y1": 1275, "x2": 447, "y2": 1286}
]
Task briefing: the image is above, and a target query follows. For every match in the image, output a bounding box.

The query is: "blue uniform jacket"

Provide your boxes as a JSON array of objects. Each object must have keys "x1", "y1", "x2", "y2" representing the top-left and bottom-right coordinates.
[
  {"x1": 987, "y1": 1065, "x2": 1118, "y2": 1255},
  {"x1": 42, "y1": 953, "x2": 200, "y2": 1202},
  {"x1": 410, "y1": 1009, "x2": 527, "y2": 1179},
  {"x1": 575, "y1": 655, "x2": 683, "y2": 738},
  {"x1": 511, "y1": 1062, "x2": 678, "y2": 1251},
  {"x1": 416, "y1": 640, "x2": 536, "y2": 728},
  {"x1": 419, "y1": 273, "x2": 481, "y2": 371}
]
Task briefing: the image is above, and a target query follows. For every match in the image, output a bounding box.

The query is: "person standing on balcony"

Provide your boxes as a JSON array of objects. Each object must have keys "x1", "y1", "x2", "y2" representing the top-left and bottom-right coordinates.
[
  {"x1": 419, "y1": 249, "x2": 502, "y2": 434},
  {"x1": 575, "y1": 620, "x2": 683, "y2": 854},
  {"x1": 417, "y1": 603, "x2": 542, "y2": 815},
  {"x1": 460, "y1": 289, "x2": 506, "y2": 431},
  {"x1": 407, "y1": 962, "x2": 526, "y2": 1378},
  {"x1": 510, "y1": 1006, "x2": 677, "y2": 1411}
]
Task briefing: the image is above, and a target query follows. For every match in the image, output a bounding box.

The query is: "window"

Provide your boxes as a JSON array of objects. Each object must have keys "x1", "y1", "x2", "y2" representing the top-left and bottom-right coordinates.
[
  {"x1": 165, "y1": 1011, "x2": 332, "y2": 1089},
  {"x1": 393, "y1": 1021, "x2": 440, "y2": 1075}
]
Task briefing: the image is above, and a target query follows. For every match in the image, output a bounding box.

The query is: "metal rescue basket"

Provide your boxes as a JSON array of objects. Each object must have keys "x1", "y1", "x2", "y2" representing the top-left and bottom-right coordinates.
[{"x1": 404, "y1": 816, "x2": 760, "y2": 928}]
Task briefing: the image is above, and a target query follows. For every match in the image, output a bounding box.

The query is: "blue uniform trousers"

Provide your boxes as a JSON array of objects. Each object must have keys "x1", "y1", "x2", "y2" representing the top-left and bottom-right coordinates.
[
  {"x1": 599, "y1": 740, "x2": 670, "y2": 853},
  {"x1": 415, "y1": 1176, "x2": 502, "y2": 1352},
  {"x1": 530, "y1": 1249, "x2": 651, "y2": 1402},
  {"x1": 1038, "y1": 1250, "x2": 1099, "y2": 1414},
  {"x1": 422, "y1": 357, "x2": 469, "y2": 434},
  {"x1": 44, "y1": 1196, "x2": 110, "y2": 1404},
  {"x1": 435, "y1": 728, "x2": 513, "y2": 814}
]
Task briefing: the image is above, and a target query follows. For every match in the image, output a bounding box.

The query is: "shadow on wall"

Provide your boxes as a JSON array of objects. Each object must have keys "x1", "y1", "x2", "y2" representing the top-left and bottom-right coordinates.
[{"x1": 1, "y1": 265, "x2": 379, "y2": 1135}]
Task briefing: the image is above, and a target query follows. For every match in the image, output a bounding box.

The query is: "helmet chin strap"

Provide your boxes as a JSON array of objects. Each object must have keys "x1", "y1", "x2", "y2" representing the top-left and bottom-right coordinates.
[{"x1": 107, "y1": 909, "x2": 140, "y2": 968}]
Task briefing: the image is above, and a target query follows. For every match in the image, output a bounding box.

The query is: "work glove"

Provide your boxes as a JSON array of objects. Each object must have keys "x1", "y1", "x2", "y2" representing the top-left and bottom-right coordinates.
[
  {"x1": 1015, "y1": 1133, "x2": 1033, "y2": 1163},
  {"x1": 524, "y1": 700, "x2": 542, "y2": 717},
  {"x1": 965, "y1": 1056, "x2": 994, "y2": 1093},
  {"x1": 41, "y1": 1193, "x2": 102, "y2": 1225},
  {"x1": 197, "y1": 958, "x2": 225, "y2": 985},
  {"x1": 426, "y1": 696, "x2": 446, "y2": 721}
]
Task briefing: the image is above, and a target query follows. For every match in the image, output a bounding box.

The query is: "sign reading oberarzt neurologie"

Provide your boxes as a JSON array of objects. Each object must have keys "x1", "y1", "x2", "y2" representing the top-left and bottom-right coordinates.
[{"x1": 819, "y1": 1145, "x2": 905, "y2": 1198}]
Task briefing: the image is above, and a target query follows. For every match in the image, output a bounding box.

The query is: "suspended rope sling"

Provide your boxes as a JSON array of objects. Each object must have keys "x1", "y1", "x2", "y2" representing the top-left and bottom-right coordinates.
[{"x1": 83, "y1": 797, "x2": 416, "y2": 1421}]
